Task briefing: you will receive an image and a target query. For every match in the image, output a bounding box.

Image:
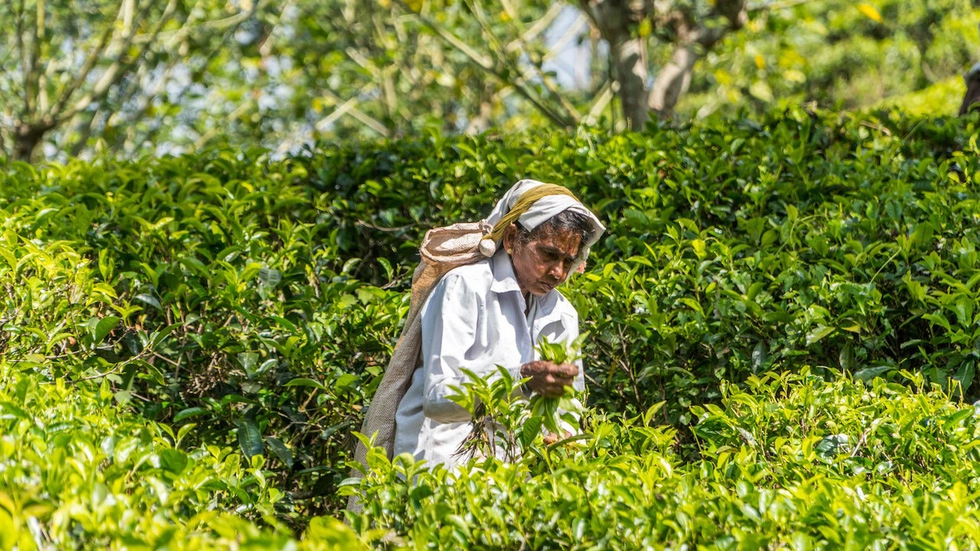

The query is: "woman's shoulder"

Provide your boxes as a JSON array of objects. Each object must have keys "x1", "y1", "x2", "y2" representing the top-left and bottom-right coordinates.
[
  {"x1": 437, "y1": 258, "x2": 495, "y2": 290},
  {"x1": 420, "y1": 259, "x2": 494, "y2": 315},
  {"x1": 444, "y1": 257, "x2": 493, "y2": 278}
]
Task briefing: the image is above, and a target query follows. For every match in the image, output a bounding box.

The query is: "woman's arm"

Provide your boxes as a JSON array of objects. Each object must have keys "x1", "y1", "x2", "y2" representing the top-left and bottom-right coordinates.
[{"x1": 418, "y1": 273, "x2": 488, "y2": 423}]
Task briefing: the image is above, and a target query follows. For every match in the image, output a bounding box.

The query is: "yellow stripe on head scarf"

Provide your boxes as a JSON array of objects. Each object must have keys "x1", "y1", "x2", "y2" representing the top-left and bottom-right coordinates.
[
  {"x1": 482, "y1": 184, "x2": 576, "y2": 244},
  {"x1": 478, "y1": 180, "x2": 605, "y2": 264}
]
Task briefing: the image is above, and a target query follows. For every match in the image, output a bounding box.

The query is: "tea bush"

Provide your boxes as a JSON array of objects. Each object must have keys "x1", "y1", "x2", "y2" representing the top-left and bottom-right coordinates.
[
  {"x1": 0, "y1": 156, "x2": 408, "y2": 520},
  {"x1": 0, "y1": 234, "x2": 361, "y2": 549},
  {"x1": 345, "y1": 370, "x2": 980, "y2": 549},
  {"x1": 2, "y1": 106, "x2": 980, "y2": 546}
]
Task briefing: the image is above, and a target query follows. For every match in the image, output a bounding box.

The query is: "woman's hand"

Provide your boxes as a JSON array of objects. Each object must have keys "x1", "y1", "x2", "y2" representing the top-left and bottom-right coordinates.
[
  {"x1": 543, "y1": 430, "x2": 573, "y2": 445},
  {"x1": 519, "y1": 360, "x2": 578, "y2": 398}
]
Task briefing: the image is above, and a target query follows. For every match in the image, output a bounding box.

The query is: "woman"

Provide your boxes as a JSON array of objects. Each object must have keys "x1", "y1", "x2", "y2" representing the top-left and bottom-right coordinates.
[{"x1": 391, "y1": 179, "x2": 604, "y2": 467}]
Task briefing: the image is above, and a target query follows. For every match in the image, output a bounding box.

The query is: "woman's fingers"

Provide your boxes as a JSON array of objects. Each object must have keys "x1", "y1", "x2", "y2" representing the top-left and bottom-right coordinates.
[
  {"x1": 554, "y1": 362, "x2": 579, "y2": 378},
  {"x1": 525, "y1": 376, "x2": 565, "y2": 397},
  {"x1": 543, "y1": 373, "x2": 574, "y2": 386},
  {"x1": 520, "y1": 360, "x2": 578, "y2": 377},
  {"x1": 538, "y1": 374, "x2": 573, "y2": 397},
  {"x1": 520, "y1": 360, "x2": 579, "y2": 396}
]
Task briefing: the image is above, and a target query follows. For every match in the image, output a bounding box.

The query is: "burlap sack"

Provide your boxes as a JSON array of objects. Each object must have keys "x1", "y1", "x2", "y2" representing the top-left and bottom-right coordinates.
[{"x1": 347, "y1": 221, "x2": 492, "y2": 511}]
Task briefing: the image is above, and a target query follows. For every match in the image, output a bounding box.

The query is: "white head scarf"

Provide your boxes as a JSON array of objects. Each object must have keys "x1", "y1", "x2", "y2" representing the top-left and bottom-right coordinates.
[{"x1": 481, "y1": 179, "x2": 605, "y2": 271}]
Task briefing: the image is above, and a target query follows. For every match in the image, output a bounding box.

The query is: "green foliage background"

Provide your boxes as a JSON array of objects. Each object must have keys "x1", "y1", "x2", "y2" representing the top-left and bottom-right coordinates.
[
  {"x1": 3, "y1": 0, "x2": 978, "y2": 160},
  {"x1": 2, "y1": 107, "x2": 980, "y2": 547},
  {"x1": 685, "y1": 0, "x2": 980, "y2": 117}
]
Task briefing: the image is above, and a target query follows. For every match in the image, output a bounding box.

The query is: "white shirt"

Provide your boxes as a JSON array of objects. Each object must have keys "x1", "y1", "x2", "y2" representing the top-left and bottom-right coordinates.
[{"x1": 392, "y1": 249, "x2": 585, "y2": 468}]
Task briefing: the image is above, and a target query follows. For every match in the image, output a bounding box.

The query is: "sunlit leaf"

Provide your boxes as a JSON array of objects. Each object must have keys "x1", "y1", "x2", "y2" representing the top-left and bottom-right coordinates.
[{"x1": 857, "y1": 3, "x2": 883, "y2": 22}]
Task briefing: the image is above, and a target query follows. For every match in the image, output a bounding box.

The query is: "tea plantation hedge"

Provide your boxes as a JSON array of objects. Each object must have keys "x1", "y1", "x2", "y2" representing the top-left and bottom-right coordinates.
[{"x1": 2, "y1": 107, "x2": 980, "y2": 548}]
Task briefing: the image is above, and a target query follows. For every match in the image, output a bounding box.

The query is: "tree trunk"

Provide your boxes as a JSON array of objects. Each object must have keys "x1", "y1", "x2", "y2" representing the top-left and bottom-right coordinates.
[
  {"x1": 13, "y1": 122, "x2": 50, "y2": 162},
  {"x1": 649, "y1": 0, "x2": 747, "y2": 118},
  {"x1": 648, "y1": 42, "x2": 699, "y2": 117},
  {"x1": 581, "y1": 0, "x2": 747, "y2": 129},
  {"x1": 611, "y1": 36, "x2": 651, "y2": 129},
  {"x1": 579, "y1": 0, "x2": 651, "y2": 130},
  {"x1": 959, "y1": 63, "x2": 980, "y2": 116}
]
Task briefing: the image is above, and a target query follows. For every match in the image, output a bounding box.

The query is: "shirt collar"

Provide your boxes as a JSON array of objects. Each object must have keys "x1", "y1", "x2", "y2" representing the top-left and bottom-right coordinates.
[
  {"x1": 489, "y1": 248, "x2": 523, "y2": 295},
  {"x1": 489, "y1": 249, "x2": 561, "y2": 315}
]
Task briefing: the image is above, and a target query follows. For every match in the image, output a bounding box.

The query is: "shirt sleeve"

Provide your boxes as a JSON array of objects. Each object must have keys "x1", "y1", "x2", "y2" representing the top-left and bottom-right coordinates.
[{"x1": 418, "y1": 272, "x2": 489, "y2": 423}]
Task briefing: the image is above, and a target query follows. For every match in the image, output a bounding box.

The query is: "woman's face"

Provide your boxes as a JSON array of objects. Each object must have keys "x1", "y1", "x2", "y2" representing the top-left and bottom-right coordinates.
[{"x1": 504, "y1": 224, "x2": 582, "y2": 297}]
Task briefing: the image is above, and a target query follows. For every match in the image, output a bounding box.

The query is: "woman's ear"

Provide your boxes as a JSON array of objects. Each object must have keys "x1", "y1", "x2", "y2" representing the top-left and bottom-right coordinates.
[{"x1": 502, "y1": 223, "x2": 518, "y2": 255}]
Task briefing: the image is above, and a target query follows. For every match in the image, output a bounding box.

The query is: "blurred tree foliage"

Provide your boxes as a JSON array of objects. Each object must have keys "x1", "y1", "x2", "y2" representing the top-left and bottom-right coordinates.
[
  {"x1": 1, "y1": 0, "x2": 978, "y2": 161},
  {"x1": 578, "y1": 0, "x2": 750, "y2": 129},
  {"x1": 0, "y1": 0, "x2": 277, "y2": 162},
  {"x1": 682, "y1": 0, "x2": 980, "y2": 116},
  {"x1": 277, "y1": 0, "x2": 582, "y2": 140}
]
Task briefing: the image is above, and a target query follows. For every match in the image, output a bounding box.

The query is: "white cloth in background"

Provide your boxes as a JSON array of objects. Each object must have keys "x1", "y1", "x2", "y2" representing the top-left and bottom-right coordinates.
[{"x1": 392, "y1": 248, "x2": 585, "y2": 468}]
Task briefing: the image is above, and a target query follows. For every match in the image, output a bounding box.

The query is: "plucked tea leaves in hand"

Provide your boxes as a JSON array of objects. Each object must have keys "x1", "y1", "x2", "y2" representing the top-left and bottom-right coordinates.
[{"x1": 530, "y1": 336, "x2": 586, "y2": 435}]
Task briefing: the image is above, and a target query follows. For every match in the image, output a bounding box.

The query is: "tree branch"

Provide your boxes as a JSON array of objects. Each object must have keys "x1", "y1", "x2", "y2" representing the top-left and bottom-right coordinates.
[
  {"x1": 131, "y1": 0, "x2": 266, "y2": 46},
  {"x1": 43, "y1": 0, "x2": 124, "y2": 123},
  {"x1": 257, "y1": 0, "x2": 295, "y2": 57},
  {"x1": 66, "y1": 108, "x2": 103, "y2": 159},
  {"x1": 747, "y1": 0, "x2": 810, "y2": 13},
  {"x1": 316, "y1": 88, "x2": 392, "y2": 137},
  {"x1": 397, "y1": 0, "x2": 577, "y2": 127},
  {"x1": 647, "y1": 41, "x2": 699, "y2": 116},
  {"x1": 65, "y1": 55, "x2": 147, "y2": 157},
  {"x1": 109, "y1": 0, "x2": 260, "y2": 159},
  {"x1": 57, "y1": 0, "x2": 178, "y2": 126},
  {"x1": 24, "y1": 0, "x2": 44, "y2": 117},
  {"x1": 35, "y1": 0, "x2": 51, "y2": 115},
  {"x1": 22, "y1": 0, "x2": 52, "y2": 116},
  {"x1": 397, "y1": 0, "x2": 493, "y2": 70},
  {"x1": 0, "y1": 28, "x2": 17, "y2": 69},
  {"x1": 372, "y1": 13, "x2": 399, "y2": 128},
  {"x1": 501, "y1": 3, "x2": 585, "y2": 122},
  {"x1": 648, "y1": 0, "x2": 747, "y2": 117},
  {"x1": 578, "y1": 0, "x2": 651, "y2": 129},
  {"x1": 584, "y1": 79, "x2": 614, "y2": 124},
  {"x1": 504, "y1": 3, "x2": 565, "y2": 52},
  {"x1": 15, "y1": 0, "x2": 33, "y2": 117}
]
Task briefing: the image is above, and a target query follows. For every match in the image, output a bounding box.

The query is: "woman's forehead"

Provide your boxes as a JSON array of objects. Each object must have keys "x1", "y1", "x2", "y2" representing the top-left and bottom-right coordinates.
[{"x1": 530, "y1": 230, "x2": 581, "y2": 254}]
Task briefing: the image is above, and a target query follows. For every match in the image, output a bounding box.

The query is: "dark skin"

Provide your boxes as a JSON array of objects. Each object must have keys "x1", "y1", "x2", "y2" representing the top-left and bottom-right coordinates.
[{"x1": 503, "y1": 223, "x2": 581, "y2": 398}]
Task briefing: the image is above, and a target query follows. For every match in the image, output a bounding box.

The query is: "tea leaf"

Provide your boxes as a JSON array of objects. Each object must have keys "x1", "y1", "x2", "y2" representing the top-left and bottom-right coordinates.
[{"x1": 238, "y1": 420, "x2": 264, "y2": 459}]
